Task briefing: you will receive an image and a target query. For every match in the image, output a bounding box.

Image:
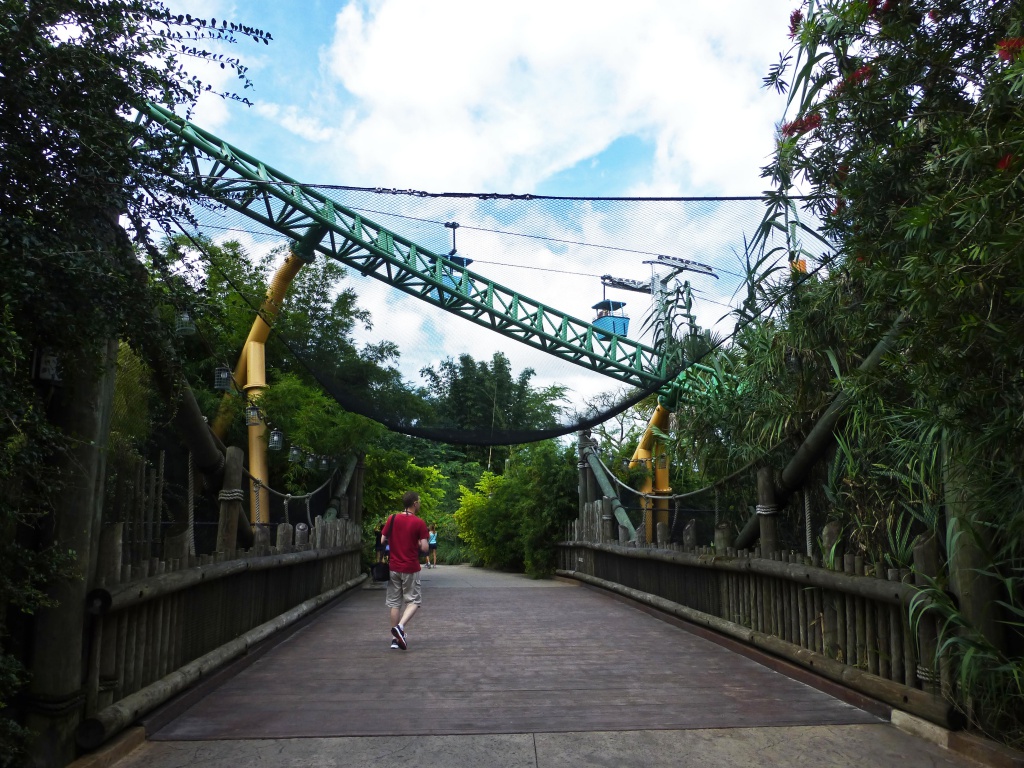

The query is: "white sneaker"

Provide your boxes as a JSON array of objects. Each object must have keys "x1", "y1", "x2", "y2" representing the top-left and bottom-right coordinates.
[{"x1": 391, "y1": 625, "x2": 408, "y2": 650}]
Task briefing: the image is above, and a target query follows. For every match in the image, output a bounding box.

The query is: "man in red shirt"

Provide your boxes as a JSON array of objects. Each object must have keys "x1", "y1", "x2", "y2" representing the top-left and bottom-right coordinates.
[{"x1": 381, "y1": 491, "x2": 429, "y2": 650}]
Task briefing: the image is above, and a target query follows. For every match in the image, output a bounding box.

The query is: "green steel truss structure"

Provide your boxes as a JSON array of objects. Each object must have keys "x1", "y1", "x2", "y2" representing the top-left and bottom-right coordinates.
[{"x1": 142, "y1": 102, "x2": 667, "y2": 389}]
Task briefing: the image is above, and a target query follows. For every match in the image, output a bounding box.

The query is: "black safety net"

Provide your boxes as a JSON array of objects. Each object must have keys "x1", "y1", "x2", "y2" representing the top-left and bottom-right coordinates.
[{"x1": 174, "y1": 188, "x2": 810, "y2": 446}]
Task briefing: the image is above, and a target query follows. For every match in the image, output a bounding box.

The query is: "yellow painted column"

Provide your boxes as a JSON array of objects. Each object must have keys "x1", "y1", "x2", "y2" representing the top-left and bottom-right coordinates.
[
  {"x1": 653, "y1": 442, "x2": 672, "y2": 539},
  {"x1": 631, "y1": 447, "x2": 654, "y2": 544},
  {"x1": 630, "y1": 404, "x2": 672, "y2": 544},
  {"x1": 244, "y1": 340, "x2": 268, "y2": 526},
  {"x1": 212, "y1": 250, "x2": 307, "y2": 441}
]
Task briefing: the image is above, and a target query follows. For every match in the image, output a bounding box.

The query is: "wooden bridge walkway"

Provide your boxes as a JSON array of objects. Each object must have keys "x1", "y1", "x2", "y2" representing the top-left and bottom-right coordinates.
[{"x1": 110, "y1": 566, "x2": 981, "y2": 768}]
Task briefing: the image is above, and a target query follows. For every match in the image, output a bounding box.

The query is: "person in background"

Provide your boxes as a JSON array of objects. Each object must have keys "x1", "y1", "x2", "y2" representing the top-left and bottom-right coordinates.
[
  {"x1": 427, "y1": 523, "x2": 438, "y2": 568},
  {"x1": 380, "y1": 491, "x2": 429, "y2": 650},
  {"x1": 375, "y1": 524, "x2": 386, "y2": 563}
]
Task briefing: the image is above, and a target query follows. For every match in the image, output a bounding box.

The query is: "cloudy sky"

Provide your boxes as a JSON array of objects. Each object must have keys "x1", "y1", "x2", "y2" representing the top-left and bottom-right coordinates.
[{"x1": 174, "y1": 0, "x2": 798, "y2": 408}]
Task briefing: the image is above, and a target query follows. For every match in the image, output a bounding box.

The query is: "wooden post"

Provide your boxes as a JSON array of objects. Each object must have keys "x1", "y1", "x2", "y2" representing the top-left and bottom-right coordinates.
[
  {"x1": 913, "y1": 533, "x2": 941, "y2": 695},
  {"x1": 655, "y1": 521, "x2": 669, "y2": 547},
  {"x1": 87, "y1": 523, "x2": 123, "y2": 715},
  {"x1": 276, "y1": 523, "x2": 294, "y2": 554},
  {"x1": 843, "y1": 553, "x2": 855, "y2": 666},
  {"x1": 681, "y1": 519, "x2": 696, "y2": 551},
  {"x1": 875, "y1": 564, "x2": 890, "y2": 679},
  {"x1": 295, "y1": 522, "x2": 310, "y2": 549},
  {"x1": 577, "y1": 432, "x2": 588, "y2": 520},
  {"x1": 714, "y1": 523, "x2": 732, "y2": 553},
  {"x1": 756, "y1": 467, "x2": 778, "y2": 556},
  {"x1": 887, "y1": 568, "x2": 904, "y2": 684},
  {"x1": 254, "y1": 524, "x2": 271, "y2": 556},
  {"x1": 216, "y1": 447, "x2": 245, "y2": 557},
  {"x1": 601, "y1": 498, "x2": 615, "y2": 543},
  {"x1": 821, "y1": 521, "x2": 841, "y2": 658},
  {"x1": 900, "y1": 568, "x2": 918, "y2": 688}
]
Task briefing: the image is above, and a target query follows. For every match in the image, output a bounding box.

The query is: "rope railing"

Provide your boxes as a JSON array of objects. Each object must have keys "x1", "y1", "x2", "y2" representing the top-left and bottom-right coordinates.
[
  {"x1": 586, "y1": 440, "x2": 786, "y2": 502},
  {"x1": 240, "y1": 464, "x2": 338, "y2": 502}
]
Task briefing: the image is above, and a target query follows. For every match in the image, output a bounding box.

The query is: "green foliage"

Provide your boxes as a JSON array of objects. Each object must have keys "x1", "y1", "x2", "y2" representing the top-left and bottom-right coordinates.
[
  {"x1": 454, "y1": 440, "x2": 578, "y2": 577},
  {"x1": 755, "y1": 0, "x2": 1024, "y2": 746},
  {"x1": 0, "y1": 1, "x2": 269, "y2": 758},
  {"x1": 110, "y1": 342, "x2": 155, "y2": 447},
  {"x1": 640, "y1": 0, "x2": 1023, "y2": 744},
  {"x1": 455, "y1": 472, "x2": 514, "y2": 567},
  {"x1": 360, "y1": 450, "x2": 445, "y2": 535},
  {"x1": 420, "y1": 352, "x2": 567, "y2": 467},
  {"x1": 910, "y1": 561, "x2": 1024, "y2": 748}
]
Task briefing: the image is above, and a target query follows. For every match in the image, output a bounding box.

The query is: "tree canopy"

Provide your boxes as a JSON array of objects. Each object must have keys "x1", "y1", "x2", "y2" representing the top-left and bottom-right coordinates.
[
  {"x1": 654, "y1": 0, "x2": 1024, "y2": 745},
  {"x1": 0, "y1": 2, "x2": 269, "y2": 761}
]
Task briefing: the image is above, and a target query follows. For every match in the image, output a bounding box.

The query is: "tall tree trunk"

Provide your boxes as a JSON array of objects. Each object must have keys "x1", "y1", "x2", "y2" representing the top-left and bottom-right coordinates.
[
  {"x1": 942, "y1": 435, "x2": 1006, "y2": 655},
  {"x1": 25, "y1": 338, "x2": 118, "y2": 768}
]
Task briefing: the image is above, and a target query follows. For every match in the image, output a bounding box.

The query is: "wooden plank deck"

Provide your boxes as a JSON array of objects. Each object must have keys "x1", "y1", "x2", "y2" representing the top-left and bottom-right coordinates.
[{"x1": 150, "y1": 565, "x2": 881, "y2": 740}]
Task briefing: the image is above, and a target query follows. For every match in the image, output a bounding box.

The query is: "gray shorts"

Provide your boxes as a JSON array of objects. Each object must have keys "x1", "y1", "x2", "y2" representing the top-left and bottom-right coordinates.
[{"x1": 385, "y1": 571, "x2": 422, "y2": 608}]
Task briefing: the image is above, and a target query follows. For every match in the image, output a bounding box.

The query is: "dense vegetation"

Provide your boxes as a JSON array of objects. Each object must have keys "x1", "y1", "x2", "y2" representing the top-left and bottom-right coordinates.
[
  {"x1": 7, "y1": 0, "x2": 1023, "y2": 757},
  {"x1": 649, "y1": 0, "x2": 1024, "y2": 746},
  {"x1": 0, "y1": 2, "x2": 273, "y2": 762}
]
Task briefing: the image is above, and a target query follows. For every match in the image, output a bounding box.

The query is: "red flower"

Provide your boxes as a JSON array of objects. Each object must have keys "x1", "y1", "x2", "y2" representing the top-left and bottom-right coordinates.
[
  {"x1": 867, "y1": 0, "x2": 879, "y2": 14},
  {"x1": 849, "y1": 64, "x2": 873, "y2": 84},
  {"x1": 996, "y1": 153, "x2": 1015, "y2": 171},
  {"x1": 832, "y1": 64, "x2": 873, "y2": 96},
  {"x1": 781, "y1": 112, "x2": 822, "y2": 138},
  {"x1": 997, "y1": 38, "x2": 1024, "y2": 62},
  {"x1": 928, "y1": 9, "x2": 940, "y2": 21},
  {"x1": 789, "y1": 9, "x2": 804, "y2": 39}
]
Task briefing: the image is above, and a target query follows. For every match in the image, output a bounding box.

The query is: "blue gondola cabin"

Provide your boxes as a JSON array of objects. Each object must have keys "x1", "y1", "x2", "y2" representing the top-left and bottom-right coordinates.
[{"x1": 592, "y1": 299, "x2": 629, "y2": 339}]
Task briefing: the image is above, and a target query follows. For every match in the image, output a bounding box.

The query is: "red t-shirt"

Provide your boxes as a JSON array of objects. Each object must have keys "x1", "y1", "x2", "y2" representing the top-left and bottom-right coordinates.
[{"x1": 385, "y1": 513, "x2": 428, "y2": 573}]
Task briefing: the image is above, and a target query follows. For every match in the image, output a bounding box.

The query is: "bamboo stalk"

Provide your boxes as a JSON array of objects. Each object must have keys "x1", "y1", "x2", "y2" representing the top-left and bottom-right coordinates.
[
  {"x1": 843, "y1": 553, "x2": 856, "y2": 666},
  {"x1": 788, "y1": 558, "x2": 799, "y2": 643},
  {"x1": 900, "y1": 568, "x2": 917, "y2": 688},
  {"x1": 876, "y1": 565, "x2": 890, "y2": 680},
  {"x1": 797, "y1": 580, "x2": 808, "y2": 649},
  {"x1": 888, "y1": 568, "x2": 903, "y2": 684},
  {"x1": 813, "y1": 584, "x2": 824, "y2": 654}
]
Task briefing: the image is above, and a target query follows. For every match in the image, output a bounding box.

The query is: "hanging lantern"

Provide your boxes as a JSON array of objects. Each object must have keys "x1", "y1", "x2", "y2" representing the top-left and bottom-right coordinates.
[
  {"x1": 176, "y1": 311, "x2": 196, "y2": 336},
  {"x1": 32, "y1": 348, "x2": 62, "y2": 383},
  {"x1": 244, "y1": 405, "x2": 261, "y2": 426},
  {"x1": 305, "y1": 455, "x2": 316, "y2": 469},
  {"x1": 288, "y1": 446, "x2": 302, "y2": 463},
  {"x1": 319, "y1": 457, "x2": 329, "y2": 471},
  {"x1": 268, "y1": 429, "x2": 284, "y2": 451},
  {"x1": 214, "y1": 366, "x2": 232, "y2": 391}
]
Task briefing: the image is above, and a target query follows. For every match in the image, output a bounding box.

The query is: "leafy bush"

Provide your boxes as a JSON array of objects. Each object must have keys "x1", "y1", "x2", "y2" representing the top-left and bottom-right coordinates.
[{"x1": 455, "y1": 440, "x2": 578, "y2": 577}]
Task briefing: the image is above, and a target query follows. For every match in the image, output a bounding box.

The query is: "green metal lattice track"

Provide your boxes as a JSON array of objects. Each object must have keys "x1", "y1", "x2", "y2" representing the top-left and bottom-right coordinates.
[{"x1": 141, "y1": 102, "x2": 666, "y2": 388}]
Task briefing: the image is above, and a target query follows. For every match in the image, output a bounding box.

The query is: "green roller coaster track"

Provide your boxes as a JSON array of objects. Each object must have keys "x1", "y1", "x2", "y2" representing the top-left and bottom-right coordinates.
[{"x1": 141, "y1": 102, "x2": 669, "y2": 389}]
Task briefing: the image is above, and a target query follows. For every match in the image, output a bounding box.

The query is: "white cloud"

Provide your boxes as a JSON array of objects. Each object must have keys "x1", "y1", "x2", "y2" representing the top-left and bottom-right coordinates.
[
  {"x1": 175, "y1": 1, "x2": 802, "y2": 416},
  {"x1": 248, "y1": 0, "x2": 792, "y2": 194}
]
